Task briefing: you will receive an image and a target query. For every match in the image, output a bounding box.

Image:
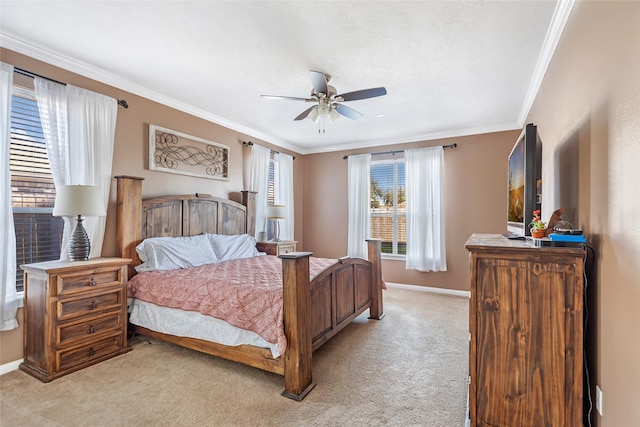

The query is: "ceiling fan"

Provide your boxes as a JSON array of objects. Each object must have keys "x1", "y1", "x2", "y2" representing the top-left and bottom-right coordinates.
[{"x1": 261, "y1": 70, "x2": 387, "y2": 123}]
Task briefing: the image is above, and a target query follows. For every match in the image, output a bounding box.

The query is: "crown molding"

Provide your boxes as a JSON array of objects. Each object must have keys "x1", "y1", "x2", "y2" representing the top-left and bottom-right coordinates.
[
  {"x1": 0, "y1": 31, "x2": 303, "y2": 153},
  {"x1": 518, "y1": 0, "x2": 576, "y2": 126},
  {"x1": 300, "y1": 122, "x2": 521, "y2": 155}
]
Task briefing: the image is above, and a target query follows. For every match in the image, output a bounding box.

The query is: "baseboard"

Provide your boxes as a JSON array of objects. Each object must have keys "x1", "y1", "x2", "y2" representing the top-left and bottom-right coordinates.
[
  {"x1": 0, "y1": 358, "x2": 23, "y2": 375},
  {"x1": 386, "y1": 282, "x2": 470, "y2": 298}
]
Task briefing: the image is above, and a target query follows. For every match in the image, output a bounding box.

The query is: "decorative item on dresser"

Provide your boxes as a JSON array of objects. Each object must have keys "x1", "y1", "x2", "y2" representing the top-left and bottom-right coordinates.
[
  {"x1": 465, "y1": 233, "x2": 585, "y2": 426},
  {"x1": 20, "y1": 257, "x2": 132, "y2": 382},
  {"x1": 256, "y1": 240, "x2": 297, "y2": 256}
]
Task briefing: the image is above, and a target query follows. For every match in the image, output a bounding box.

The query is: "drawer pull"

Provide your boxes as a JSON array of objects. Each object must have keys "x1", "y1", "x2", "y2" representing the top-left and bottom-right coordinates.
[
  {"x1": 88, "y1": 325, "x2": 95, "y2": 334},
  {"x1": 89, "y1": 300, "x2": 97, "y2": 310},
  {"x1": 88, "y1": 347, "x2": 95, "y2": 357},
  {"x1": 89, "y1": 277, "x2": 97, "y2": 287}
]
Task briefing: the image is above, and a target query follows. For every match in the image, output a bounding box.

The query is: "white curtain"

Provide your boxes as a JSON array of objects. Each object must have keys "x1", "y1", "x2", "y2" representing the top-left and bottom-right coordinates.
[
  {"x1": 35, "y1": 78, "x2": 117, "y2": 259},
  {"x1": 1, "y1": 62, "x2": 20, "y2": 331},
  {"x1": 277, "y1": 152, "x2": 294, "y2": 241},
  {"x1": 405, "y1": 146, "x2": 447, "y2": 272},
  {"x1": 249, "y1": 144, "x2": 271, "y2": 237},
  {"x1": 347, "y1": 153, "x2": 371, "y2": 259}
]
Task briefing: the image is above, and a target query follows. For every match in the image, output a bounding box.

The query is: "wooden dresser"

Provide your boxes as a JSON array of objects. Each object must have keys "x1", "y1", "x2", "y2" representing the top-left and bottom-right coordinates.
[
  {"x1": 20, "y1": 257, "x2": 131, "y2": 382},
  {"x1": 256, "y1": 240, "x2": 297, "y2": 256},
  {"x1": 465, "y1": 234, "x2": 585, "y2": 427}
]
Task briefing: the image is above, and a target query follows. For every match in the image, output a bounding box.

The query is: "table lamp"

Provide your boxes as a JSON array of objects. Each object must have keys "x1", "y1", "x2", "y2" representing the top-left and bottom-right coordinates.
[
  {"x1": 53, "y1": 185, "x2": 106, "y2": 261},
  {"x1": 266, "y1": 204, "x2": 286, "y2": 242}
]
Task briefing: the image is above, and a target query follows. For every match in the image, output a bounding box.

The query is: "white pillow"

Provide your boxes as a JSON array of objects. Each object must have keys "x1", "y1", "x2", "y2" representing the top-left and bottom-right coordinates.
[
  {"x1": 135, "y1": 234, "x2": 217, "y2": 272},
  {"x1": 207, "y1": 233, "x2": 261, "y2": 262}
]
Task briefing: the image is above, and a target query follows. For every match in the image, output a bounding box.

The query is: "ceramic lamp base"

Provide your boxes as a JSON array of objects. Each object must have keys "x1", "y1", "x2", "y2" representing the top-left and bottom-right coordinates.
[
  {"x1": 271, "y1": 219, "x2": 281, "y2": 242},
  {"x1": 68, "y1": 215, "x2": 91, "y2": 261}
]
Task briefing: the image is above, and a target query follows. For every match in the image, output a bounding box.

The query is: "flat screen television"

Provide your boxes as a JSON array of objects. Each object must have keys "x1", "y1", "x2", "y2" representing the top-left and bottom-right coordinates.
[{"x1": 507, "y1": 123, "x2": 542, "y2": 236}]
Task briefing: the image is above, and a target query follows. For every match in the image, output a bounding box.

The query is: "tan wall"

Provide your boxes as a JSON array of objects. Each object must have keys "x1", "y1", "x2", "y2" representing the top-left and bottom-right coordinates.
[
  {"x1": 0, "y1": 48, "x2": 304, "y2": 364},
  {"x1": 525, "y1": 2, "x2": 640, "y2": 426},
  {"x1": 302, "y1": 130, "x2": 519, "y2": 291}
]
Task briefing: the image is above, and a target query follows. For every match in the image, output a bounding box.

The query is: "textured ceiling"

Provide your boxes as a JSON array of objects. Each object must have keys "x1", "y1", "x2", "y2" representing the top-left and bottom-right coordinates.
[{"x1": 0, "y1": 1, "x2": 568, "y2": 154}]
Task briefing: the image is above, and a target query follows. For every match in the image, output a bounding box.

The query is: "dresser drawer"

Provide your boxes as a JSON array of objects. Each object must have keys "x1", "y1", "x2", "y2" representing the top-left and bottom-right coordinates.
[
  {"x1": 57, "y1": 334, "x2": 123, "y2": 372},
  {"x1": 57, "y1": 290, "x2": 123, "y2": 321},
  {"x1": 256, "y1": 241, "x2": 297, "y2": 256},
  {"x1": 57, "y1": 311, "x2": 122, "y2": 346},
  {"x1": 278, "y1": 243, "x2": 296, "y2": 255},
  {"x1": 56, "y1": 267, "x2": 123, "y2": 296}
]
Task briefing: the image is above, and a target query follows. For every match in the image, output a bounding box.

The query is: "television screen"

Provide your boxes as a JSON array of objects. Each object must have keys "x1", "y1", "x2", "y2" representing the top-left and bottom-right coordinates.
[
  {"x1": 507, "y1": 123, "x2": 541, "y2": 236},
  {"x1": 507, "y1": 138, "x2": 525, "y2": 224}
]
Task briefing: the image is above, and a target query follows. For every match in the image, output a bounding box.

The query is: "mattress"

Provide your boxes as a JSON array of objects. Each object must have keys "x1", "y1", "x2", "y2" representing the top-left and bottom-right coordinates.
[{"x1": 129, "y1": 299, "x2": 281, "y2": 357}]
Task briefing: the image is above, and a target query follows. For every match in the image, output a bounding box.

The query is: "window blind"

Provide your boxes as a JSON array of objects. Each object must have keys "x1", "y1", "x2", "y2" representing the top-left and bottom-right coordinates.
[
  {"x1": 9, "y1": 93, "x2": 63, "y2": 292},
  {"x1": 370, "y1": 160, "x2": 406, "y2": 255},
  {"x1": 266, "y1": 156, "x2": 275, "y2": 239}
]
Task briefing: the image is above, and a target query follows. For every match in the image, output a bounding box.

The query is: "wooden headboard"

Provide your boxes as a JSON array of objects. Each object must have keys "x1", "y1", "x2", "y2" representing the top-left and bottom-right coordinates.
[{"x1": 115, "y1": 176, "x2": 256, "y2": 276}]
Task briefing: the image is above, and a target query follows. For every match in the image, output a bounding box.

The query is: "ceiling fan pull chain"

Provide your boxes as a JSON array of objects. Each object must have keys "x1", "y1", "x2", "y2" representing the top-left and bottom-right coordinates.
[{"x1": 318, "y1": 118, "x2": 326, "y2": 133}]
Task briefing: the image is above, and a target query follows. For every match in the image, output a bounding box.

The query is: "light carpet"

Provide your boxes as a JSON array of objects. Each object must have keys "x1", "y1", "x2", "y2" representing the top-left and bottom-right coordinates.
[{"x1": 0, "y1": 287, "x2": 469, "y2": 426}]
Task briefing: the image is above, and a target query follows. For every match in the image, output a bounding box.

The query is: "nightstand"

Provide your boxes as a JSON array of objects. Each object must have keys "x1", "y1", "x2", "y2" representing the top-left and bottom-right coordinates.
[
  {"x1": 20, "y1": 257, "x2": 132, "y2": 382},
  {"x1": 256, "y1": 241, "x2": 297, "y2": 256}
]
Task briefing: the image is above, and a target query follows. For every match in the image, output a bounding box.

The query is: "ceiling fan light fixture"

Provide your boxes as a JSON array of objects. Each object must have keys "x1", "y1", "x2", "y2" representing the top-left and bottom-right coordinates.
[
  {"x1": 316, "y1": 104, "x2": 330, "y2": 118},
  {"x1": 309, "y1": 108, "x2": 320, "y2": 123},
  {"x1": 329, "y1": 108, "x2": 341, "y2": 122}
]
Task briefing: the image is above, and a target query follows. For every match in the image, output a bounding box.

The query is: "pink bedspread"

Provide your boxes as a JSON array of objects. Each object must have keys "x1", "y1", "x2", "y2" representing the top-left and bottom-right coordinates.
[{"x1": 127, "y1": 255, "x2": 337, "y2": 354}]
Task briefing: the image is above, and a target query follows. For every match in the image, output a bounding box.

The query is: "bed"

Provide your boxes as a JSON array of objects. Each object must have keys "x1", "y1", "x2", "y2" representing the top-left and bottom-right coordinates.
[{"x1": 115, "y1": 176, "x2": 384, "y2": 400}]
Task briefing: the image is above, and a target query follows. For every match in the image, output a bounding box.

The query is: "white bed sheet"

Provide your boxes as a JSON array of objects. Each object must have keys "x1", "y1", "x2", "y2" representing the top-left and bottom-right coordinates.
[{"x1": 128, "y1": 299, "x2": 281, "y2": 358}]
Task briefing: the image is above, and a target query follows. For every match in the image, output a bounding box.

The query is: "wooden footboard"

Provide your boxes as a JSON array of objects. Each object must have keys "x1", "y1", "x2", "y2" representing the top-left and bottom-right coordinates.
[
  {"x1": 279, "y1": 240, "x2": 383, "y2": 400},
  {"x1": 115, "y1": 176, "x2": 383, "y2": 401},
  {"x1": 308, "y1": 243, "x2": 384, "y2": 351}
]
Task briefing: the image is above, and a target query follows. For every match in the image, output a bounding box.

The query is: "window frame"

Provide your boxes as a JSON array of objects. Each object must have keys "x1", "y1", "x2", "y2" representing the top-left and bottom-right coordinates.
[{"x1": 370, "y1": 157, "x2": 406, "y2": 260}]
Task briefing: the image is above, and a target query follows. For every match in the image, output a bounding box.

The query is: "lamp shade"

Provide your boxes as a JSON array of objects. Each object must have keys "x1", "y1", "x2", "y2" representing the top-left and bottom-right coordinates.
[
  {"x1": 53, "y1": 185, "x2": 106, "y2": 217},
  {"x1": 267, "y1": 204, "x2": 286, "y2": 219}
]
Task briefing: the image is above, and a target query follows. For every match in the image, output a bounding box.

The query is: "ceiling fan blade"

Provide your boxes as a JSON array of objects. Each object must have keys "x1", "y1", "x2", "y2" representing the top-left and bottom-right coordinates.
[
  {"x1": 336, "y1": 87, "x2": 387, "y2": 102},
  {"x1": 261, "y1": 95, "x2": 313, "y2": 102},
  {"x1": 294, "y1": 106, "x2": 316, "y2": 121},
  {"x1": 335, "y1": 103, "x2": 363, "y2": 120},
  {"x1": 309, "y1": 70, "x2": 328, "y2": 95}
]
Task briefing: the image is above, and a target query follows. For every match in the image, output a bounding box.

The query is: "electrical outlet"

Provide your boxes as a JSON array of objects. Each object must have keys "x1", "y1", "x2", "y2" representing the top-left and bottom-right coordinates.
[{"x1": 596, "y1": 385, "x2": 603, "y2": 416}]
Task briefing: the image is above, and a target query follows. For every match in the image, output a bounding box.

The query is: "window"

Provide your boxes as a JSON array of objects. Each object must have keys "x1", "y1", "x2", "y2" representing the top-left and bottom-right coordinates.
[
  {"x1": 9, "y1": 87, "x2": 64, "y2": 292},
  {"x1": 265, "y1": 154, "x2": 278, "y2": 240},
  {"x1": 370, "y1": 159, "x2": 406, "y2": 256},
  {"x1": 267, "y1": 154, "x2": 276, "y2": 205}
]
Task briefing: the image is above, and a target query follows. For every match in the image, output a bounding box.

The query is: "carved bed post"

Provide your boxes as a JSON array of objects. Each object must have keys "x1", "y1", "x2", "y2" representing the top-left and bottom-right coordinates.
[
  {"x1": 240, "y1": 190, "x2": 257, "y2": 237},
  {"x1": 280, "y1": 251, "x2": 316, "y2": 401},
  {"x1": 115, "y1": 176, "x2": 144, "y2": 278},
  {"x1": 367, "y1": 239, "x2": 385, "y2": 320}
]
